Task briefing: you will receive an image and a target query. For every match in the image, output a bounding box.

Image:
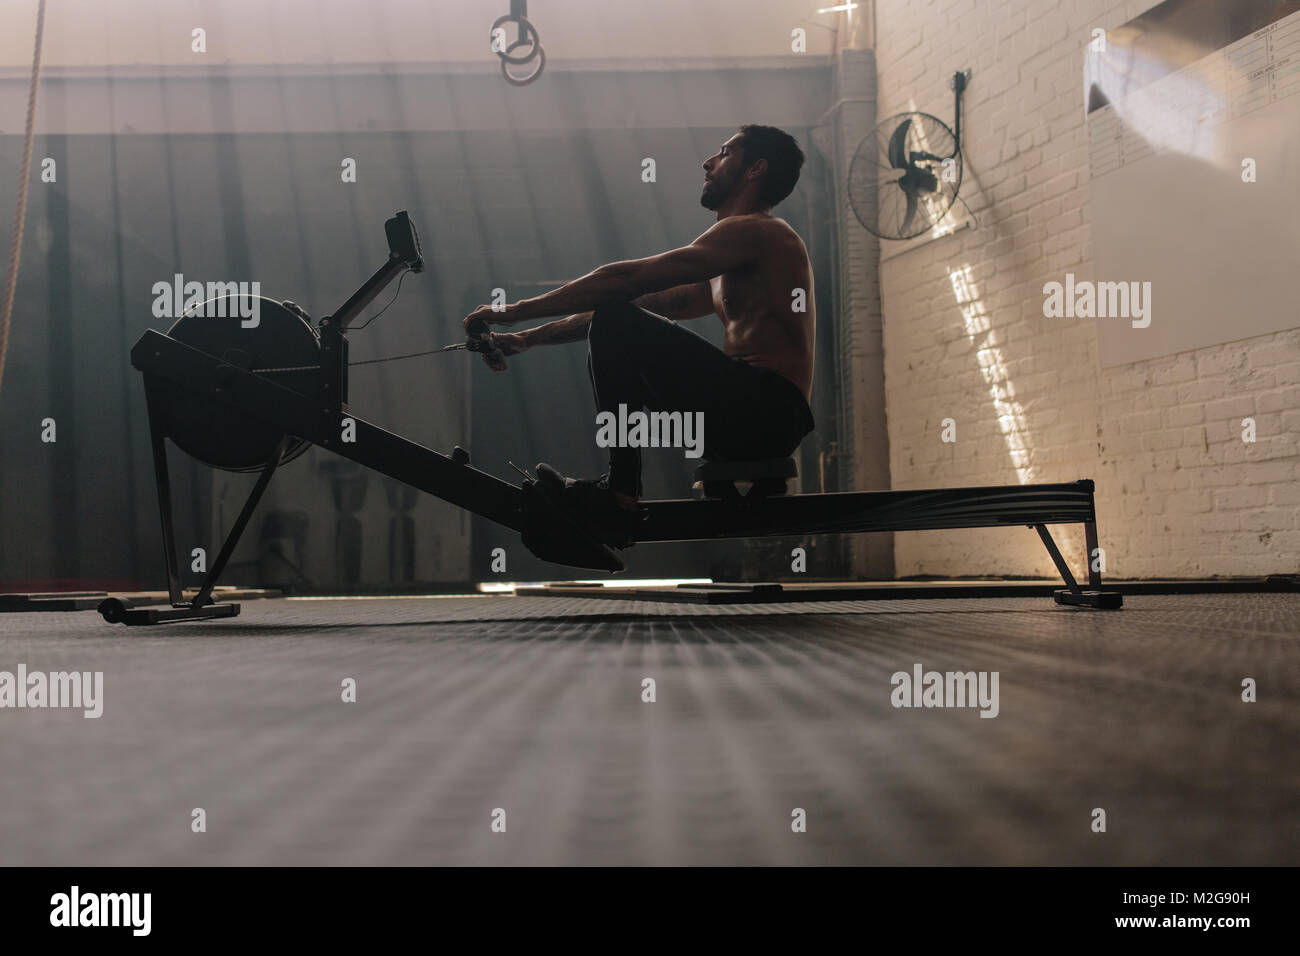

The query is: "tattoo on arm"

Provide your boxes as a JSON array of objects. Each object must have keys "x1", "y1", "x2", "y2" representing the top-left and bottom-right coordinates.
[
  {"x1": 636, "y1": 286, "x2": 686, "y2": 317},
  {"x1": 634, "y1": 282, "x2": 710, "y2": 320},
  {"x1": 519, "y1": 311, "x2": 594, "y2": 347}
]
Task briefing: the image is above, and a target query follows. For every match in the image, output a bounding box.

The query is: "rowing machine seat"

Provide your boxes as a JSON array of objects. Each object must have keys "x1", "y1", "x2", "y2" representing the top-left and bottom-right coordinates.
[{"x1": 693, "y1": 457, "x2": 797, "y2": 500}]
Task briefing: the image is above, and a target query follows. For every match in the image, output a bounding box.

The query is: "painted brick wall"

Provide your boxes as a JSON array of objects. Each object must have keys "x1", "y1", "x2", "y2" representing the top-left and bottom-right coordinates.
[{"x1": 869, "y1": 0, "x2": 1299, "y2": 579}]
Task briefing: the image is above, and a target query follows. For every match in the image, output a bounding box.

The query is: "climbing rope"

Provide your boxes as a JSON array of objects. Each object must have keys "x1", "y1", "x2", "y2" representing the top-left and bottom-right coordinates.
[{"x1": 0, "y1": 0, "x2": 47, "y2": 396}]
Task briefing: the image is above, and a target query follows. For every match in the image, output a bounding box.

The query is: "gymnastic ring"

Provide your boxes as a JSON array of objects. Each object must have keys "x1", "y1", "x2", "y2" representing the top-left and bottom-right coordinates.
[
  {"x1": 490, "y1": 14, "x2": 541, "y2": 65},
  {"x1": 502, "y1": 44, "x2": 545, "y2": 85}
]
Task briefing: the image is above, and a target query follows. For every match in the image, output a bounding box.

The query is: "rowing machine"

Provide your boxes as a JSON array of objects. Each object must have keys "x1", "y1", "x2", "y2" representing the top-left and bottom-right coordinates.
[{"x1": 102, "y1": 211, "x2": 1121, "y2": 624}]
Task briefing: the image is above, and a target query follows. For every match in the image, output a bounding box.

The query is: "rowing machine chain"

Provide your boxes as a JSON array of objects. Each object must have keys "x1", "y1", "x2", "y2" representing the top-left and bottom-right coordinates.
[
  {"x1": 256, "y1": 343, "x2": 483, "y2": 373},
  {"x1": 255, "y1": 363, "x2": 319, "y2": 373},
  {"x1": 254, "y1": 303, "x2": 472, "y2": 372},
  {"x1": 241, "y1": 288, "x2": 491, "y2": 373}
]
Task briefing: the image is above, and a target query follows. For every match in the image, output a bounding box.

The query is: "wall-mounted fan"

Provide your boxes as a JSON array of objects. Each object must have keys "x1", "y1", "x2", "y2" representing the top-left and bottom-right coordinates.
[{"x1": 848, "y1": 70, "x2": 969, "y2": 240}]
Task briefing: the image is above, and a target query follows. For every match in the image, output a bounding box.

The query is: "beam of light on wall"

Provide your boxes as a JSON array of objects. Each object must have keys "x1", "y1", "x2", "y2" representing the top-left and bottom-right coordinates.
[
  {"x1": 948, "y1": 265, "x2": 1034, "y2": 484},
  {"x1": 1083, "y1": 35, "x2": 1228, "y2": 167}
]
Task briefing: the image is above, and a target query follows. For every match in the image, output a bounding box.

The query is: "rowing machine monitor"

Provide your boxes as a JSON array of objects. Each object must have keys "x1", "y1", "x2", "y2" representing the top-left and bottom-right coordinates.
[{"x1": 385, "y1": 210, "x2": 423, "y2": 273}]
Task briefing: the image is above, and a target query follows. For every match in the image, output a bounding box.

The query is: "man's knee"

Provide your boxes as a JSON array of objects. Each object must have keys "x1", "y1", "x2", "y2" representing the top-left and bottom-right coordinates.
[
  {"x1": 592, "y1": 300, "x2": 640, "y2": 319},
  {"x1": 589, "y1": 300, "x2": 642, "y2": 344}
]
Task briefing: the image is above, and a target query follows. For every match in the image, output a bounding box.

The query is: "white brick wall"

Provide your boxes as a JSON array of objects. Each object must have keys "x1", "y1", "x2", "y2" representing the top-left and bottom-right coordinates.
[{"x1": 871, "y1": 0, "x2": 1300, "y2": 579}]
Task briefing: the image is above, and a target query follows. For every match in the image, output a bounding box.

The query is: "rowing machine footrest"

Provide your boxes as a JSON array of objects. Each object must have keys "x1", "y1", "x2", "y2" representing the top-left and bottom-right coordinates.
[
  {"x1": 693, "y1": 457, "x2": 796, "y2": 499},
  {"x1": 519, "y1": 482, "x2": 627, "y2": 573},
  {"x1": 1053, "y1": 589, "x2": 1123, "y2": 610}
]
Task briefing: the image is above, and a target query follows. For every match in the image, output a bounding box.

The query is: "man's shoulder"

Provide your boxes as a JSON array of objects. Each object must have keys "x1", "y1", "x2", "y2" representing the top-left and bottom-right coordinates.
[
  {"x1": 691, "y1": 216, "x2": 806, "y2": 275},
  {"x1": 705, "y1": 213, "x2": 802, "y2": 243},
  {"x1": 754, "y1": 214, "x2": 806, "y2": 248}
]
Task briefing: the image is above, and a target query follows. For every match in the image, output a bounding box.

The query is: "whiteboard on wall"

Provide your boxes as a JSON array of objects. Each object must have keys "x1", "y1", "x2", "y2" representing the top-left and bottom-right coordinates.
[{"x1": 1086, "y1": 0, "x2": 1300, "y2": 368}]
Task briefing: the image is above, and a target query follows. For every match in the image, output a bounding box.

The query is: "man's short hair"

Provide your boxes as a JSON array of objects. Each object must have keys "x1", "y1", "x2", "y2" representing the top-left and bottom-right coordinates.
[{"x1": 736, "y1": 124, "x2": 806, "y2": 208}]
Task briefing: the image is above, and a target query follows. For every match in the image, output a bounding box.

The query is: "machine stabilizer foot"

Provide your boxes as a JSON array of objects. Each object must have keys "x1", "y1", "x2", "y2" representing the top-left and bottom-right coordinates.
[
  {"x1": 1053, "y1": 589, "x2": 1123, "y2": 610},
  {"x1": 98, "y1": 597, "x2": 241, "y2": 625}
]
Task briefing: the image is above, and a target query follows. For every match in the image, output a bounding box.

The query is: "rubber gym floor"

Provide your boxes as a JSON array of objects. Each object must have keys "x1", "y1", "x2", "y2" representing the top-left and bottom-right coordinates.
[{"x1": 1, "y1": 591, "x2": 1296, "y2": 866}]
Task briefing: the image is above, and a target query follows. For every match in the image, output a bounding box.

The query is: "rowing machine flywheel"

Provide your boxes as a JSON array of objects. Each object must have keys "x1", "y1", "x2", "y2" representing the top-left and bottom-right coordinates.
[{"x1": 156, "y1": 295, "x2": 323, "y2": 473}]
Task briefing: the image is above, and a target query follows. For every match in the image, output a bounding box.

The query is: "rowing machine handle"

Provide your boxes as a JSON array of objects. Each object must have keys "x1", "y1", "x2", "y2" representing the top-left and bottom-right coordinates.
[
  {"x1": 464, "y1": 326, "x2": 508, "y2": 368},
  {"x1": 463, "y1": 318, "x2": 498, "y2": 352}
]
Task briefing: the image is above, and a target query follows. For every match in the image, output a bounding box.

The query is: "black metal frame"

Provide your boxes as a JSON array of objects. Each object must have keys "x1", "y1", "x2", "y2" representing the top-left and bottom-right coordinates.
[{"x1": 106, "y1": 212, "x2": 1122, "y2": 623}]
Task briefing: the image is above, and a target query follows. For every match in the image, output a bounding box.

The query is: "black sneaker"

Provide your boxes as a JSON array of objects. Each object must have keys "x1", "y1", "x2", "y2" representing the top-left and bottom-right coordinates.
[{"x1": 534, "y1": 464, "x2": 643, "y2": 549}]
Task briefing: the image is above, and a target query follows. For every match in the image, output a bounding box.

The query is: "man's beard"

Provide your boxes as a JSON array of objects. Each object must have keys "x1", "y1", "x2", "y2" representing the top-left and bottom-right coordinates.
[{"x1": 700, "y1": 181, "x2": 725, "y2": 210}]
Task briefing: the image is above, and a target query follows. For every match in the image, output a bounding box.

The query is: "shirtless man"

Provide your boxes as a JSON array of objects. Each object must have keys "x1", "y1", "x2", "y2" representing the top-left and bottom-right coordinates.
[{"x1": 463, "y1": 124, "x2": 815, "y2": 546}]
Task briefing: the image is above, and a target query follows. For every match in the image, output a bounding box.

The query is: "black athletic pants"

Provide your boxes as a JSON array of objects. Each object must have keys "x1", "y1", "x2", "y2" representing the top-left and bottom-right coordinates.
[{"x1": 586, "y1": 301, "x2": 815, "y2": 497}]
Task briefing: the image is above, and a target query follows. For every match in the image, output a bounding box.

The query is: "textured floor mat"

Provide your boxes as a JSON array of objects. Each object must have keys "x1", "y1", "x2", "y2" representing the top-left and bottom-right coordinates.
[{"x1": 1, "y1": 593, "x2": 1296, "y2": 865}]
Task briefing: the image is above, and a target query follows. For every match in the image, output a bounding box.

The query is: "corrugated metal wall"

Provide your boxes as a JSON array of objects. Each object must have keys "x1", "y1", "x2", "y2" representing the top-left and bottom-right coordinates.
[{"x1": 0, "y1": 62, "x2": 845, "y2": 589}]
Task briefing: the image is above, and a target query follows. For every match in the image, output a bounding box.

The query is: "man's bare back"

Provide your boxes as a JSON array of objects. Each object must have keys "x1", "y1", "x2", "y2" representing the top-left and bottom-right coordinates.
[{"x1": 707, "y1": 213, "x2": 815, "y2": 403}]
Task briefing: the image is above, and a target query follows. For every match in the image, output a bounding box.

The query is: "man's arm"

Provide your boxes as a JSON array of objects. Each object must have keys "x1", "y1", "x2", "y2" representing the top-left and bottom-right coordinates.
[
  {"x1": 506, "y1": 278, "x2": 712, "y2": 354},
  {"x1": 517, "y1": 311, "x2": 594, "y2": 347},
  {"x1": 469, "y1": 217, "x2": 761, "y2": 330},
  {"x1": 634, "y1": 282, "x2": 714, "y2": 320},
  {"x1": 511, "y1": 280, "x2": 713, "y2": 352}
]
